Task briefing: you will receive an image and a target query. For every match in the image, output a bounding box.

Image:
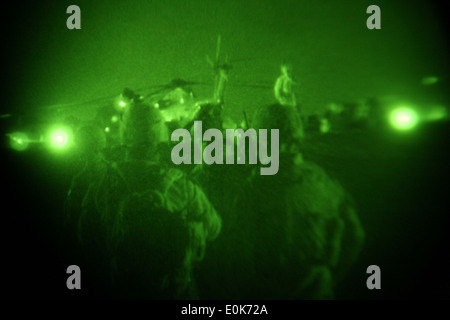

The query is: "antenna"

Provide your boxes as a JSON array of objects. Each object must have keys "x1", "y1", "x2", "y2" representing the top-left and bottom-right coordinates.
[{"x1": 215, "y1": 34, "x2": 221, "y2": 64}]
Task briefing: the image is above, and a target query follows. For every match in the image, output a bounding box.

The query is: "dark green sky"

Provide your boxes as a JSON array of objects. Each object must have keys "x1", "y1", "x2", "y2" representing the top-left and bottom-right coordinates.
[{"x1": 2, "y1": 0, "x2": 449, "y2": 119}]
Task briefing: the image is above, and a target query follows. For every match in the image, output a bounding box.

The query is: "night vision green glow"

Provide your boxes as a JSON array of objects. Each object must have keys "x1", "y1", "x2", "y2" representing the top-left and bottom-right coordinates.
[
  {"x1": 389, "y1": 107, "x2": 419, "y2": 130},
  {"x1": 49, "y1": 129, "x2": 70, "y2": 148},
  {"x1": 421, "y1": 76, "x2": 439, "y2": 86},
  {"x1": 426, "y1": 106, "x2": 448, "y2": 121},
  {"x1": 5, "y1": 0, "x2": 449, "y2": 301},
  {"x1": 9, "y1": 132, "x2": 29, "y2": 151},
  {"x1": 113, "y1": 97, "x2": 129, "y2": 112}
]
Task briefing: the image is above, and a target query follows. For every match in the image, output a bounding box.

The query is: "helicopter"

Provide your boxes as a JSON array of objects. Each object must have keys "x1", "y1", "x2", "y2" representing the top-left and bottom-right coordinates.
[
  {"x1": 4, "y1": 34, "x2": 448, "y2": 154},
  {"x1": 2, "y1": 35, "x2": 273, "y2": 154}
]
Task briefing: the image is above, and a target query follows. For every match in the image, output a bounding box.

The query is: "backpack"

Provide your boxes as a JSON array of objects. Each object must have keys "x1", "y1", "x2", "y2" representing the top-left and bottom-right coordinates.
[{"x1": 91, "y1": 161, "x2": 193, "y2": 299}]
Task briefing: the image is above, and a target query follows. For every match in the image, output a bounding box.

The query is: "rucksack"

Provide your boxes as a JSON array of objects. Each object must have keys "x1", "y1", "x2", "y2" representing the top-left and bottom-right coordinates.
[{"x1": 92, "y1": 161, "x2": 193, "y2": 299}]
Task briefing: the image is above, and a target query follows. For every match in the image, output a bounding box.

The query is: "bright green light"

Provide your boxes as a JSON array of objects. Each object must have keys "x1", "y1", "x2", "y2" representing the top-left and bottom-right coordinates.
[
  {"x1": 105, "y1": 127, "x2": 110, "y2": 132},
  {"x1": 114, "y1": 95, "x2": 128, "y2": 112},
  {"x1": 9, "y1": 132, "x2": 29, "y2": 151},
  {"x1": 50, "y1": 129, "x2": 70, "y2": 148},
  {"x1": 320, "y1": 118, "x2": 330, "y2": 133},
  {"x1": 389, "y1": 107, "x2": 419, "y2": 130},
  {"x1": 111, "y1": 115, "x2": 119, "y2": 123}
]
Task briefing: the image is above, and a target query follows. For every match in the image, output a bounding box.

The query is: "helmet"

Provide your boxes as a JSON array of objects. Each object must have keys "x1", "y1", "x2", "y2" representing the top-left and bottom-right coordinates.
[
  {"x1": 75, "y1": 124, "x2": 107, "y2": 155},
  {"x1": 253, "y1": 104, "x2": 303, "y2": 144},
  {"x1": 120, "y1": 101, "x2": 168, "y2": 159}
]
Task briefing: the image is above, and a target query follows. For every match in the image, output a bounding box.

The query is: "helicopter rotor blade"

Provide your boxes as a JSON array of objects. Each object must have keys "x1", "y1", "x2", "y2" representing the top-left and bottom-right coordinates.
[
  {"x1": 227, "y1": 57, "x2": 259, "y2": 64},
  {"x1": 29, "y1": 83, "x2": 170, "y2": 112},
  {"x1": 215, "y1": 34, "x2": 221, "y2": 64},
  {"x1": 143, "y1": 79, "x2": 212, "y2": 99},
  {"x1": 133, "y1": 84, "x2": 169, "y2": 92},
  {"x1": 35, "y1": 95, "x2": 115, "y2": 111},
  {"x1": 206, "y1": 55, "x2": 214, "y2": 68},
  {"x1": 228, "y1": 83, "x2": 272, "y2": 89},
  {"x1": 42, "y1": 80, "x2": 211, "y2": 110}
]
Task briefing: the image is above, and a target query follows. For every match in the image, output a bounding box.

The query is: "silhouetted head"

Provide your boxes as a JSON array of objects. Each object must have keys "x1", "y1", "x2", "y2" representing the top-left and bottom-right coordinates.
[
  {"x1": 280, "y1": 62, "x2": 293, "y2": 77},
  {"x1": 120, "y1": 101, "x2": 169, "y2": 160},
  {"x1": 75, "y1": 124, "x2": 106, "y2": 158},
  {"x1": 253, "y1": 103, "x2": 303, "y2": 152},
  {"x1": 122, "y1": 87, "x2": 139, "y2": 101}
]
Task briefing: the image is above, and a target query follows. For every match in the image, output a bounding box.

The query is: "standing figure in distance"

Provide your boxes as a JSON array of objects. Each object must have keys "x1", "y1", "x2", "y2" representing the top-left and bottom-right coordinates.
[{"x1": 274, "y1": 62, "x2": 297, "y2": 108}]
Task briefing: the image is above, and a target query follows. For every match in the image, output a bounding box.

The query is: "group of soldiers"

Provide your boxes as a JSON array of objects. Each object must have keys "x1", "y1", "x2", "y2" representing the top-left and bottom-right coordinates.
[{"x1": 63, "y1": 64, "x2": 365, "y2": 299}]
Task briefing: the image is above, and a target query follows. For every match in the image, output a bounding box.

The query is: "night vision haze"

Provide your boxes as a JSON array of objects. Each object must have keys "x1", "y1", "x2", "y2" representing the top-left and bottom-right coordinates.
[{"x1": 0, "y1": 0, "x2": 449, "y2": 301}]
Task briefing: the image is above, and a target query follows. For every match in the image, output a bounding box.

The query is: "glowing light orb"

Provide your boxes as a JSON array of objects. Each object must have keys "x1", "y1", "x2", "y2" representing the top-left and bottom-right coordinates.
[
  {"x1": 320, "y1": 118, "x2": 330, "y2": 133},
  {"x1": 105, "y1": 127, "x2": 110, "y2": 132},
  {"x1": 50, "y1": 129, "x2": 70, "y2": 148},
  {"x1": 9, "y1": 132, "x2": 29, "y2": 151},
  {"x1": 119, "y1": 101, "x2": 126, "y2": 108},
  {"x1": 111, "y1": 115, "x2": 119, "y2": 123},
  {"x1": 389, "y1": 108, "x2": 419, "y2": 130}
]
